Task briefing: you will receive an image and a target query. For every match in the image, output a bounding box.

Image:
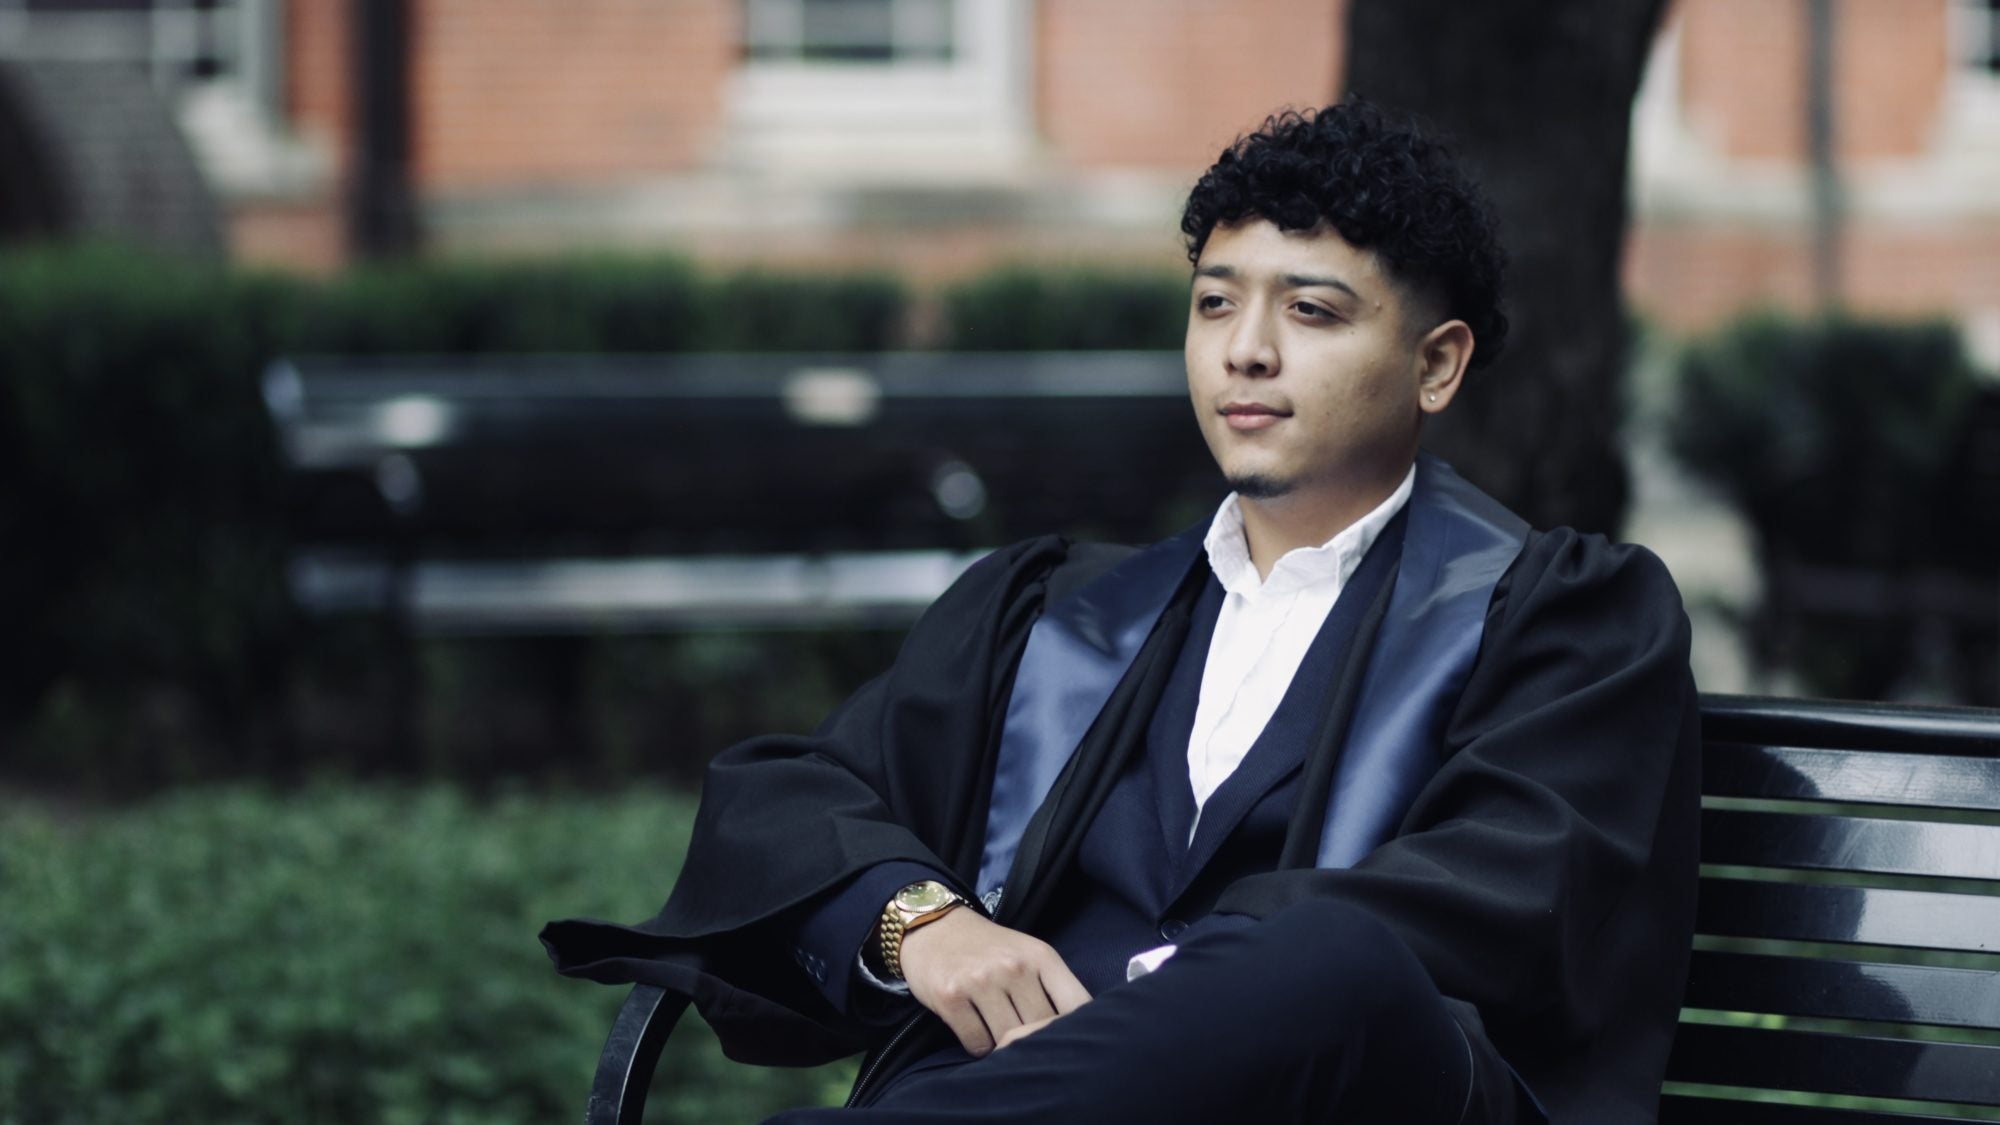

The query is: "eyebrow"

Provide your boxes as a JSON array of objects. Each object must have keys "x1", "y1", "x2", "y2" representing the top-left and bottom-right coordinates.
[{"x1": 1194, "y1": 264, "x2": 1362, "y2": 301}]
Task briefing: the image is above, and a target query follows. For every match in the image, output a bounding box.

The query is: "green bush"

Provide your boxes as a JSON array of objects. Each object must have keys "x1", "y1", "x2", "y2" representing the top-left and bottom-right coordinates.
[
  {"x1": 0, "y1": 784, "x2": 851, "y2": 1123},
  {"x1": 293, "y1": 259, "x2": 906, "y2": 355},
  {"x1": 1668, "y1": 312, "x2": 1976, "y2": 570},
  {"x1": 941, "y1": 266, "x2": 1188, "y2": 350},
  {"x1": 0, "y1": 248, "x2": 298, "y2": 787},
  {"x1": 1666, "y1": 311, "x2": 1988, "y2": 699}
]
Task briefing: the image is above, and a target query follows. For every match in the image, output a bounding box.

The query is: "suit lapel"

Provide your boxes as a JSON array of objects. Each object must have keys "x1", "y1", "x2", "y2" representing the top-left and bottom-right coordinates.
[
  {"x1": 1310, "y1": 454, "x2": 1528, "y2": 869},
  {"x1": 1147, "y1": 578, "x2": 1219, "y2": 860}
]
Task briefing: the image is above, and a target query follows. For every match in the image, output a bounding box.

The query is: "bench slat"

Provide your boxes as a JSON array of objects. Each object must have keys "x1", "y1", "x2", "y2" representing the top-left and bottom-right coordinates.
[
  {"x1": 1666, "y1": 1024, "x2": 2000, "y2": 1106},
  {"x1": 1701, "y1": 808, "x2": 2000, "y2": 881},
  {"x1": 1696, "y1": 878, "x2": 2000, "y2": 952},
  {"x1": 1685, "y1": 950, "x2": 2000, "y2": 1029},
  {"x1": 1705, "y1": 742, "x2": 2000, "y2": 811},
  {"x1": 1701, "y1": 697, "x2": 2000, "y2": 758},
  {"x1": 1661, "y1": 1092, "x2": 1981, "y2": 1124}
]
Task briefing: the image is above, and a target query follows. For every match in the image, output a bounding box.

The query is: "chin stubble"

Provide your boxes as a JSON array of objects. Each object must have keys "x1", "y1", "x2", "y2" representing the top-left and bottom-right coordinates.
[{"x1": 1226, "y1": 473, "x2": 1293, "y2": 500}]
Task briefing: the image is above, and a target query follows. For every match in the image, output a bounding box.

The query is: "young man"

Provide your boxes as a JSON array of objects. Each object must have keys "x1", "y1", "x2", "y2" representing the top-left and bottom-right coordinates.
[{"x1": 544, "y1": 103, "x2": 1699, "y2": 1124}]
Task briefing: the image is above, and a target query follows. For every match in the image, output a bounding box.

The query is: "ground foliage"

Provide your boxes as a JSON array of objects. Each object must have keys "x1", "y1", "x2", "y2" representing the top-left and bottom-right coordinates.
[{"x1": 0, "y1": 783, "x2": 852, "y2": 1123}]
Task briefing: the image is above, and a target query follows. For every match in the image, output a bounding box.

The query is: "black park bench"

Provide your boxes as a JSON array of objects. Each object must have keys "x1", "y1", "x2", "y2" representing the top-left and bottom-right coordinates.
[
  {"x1": 578, "y1": 693, "x2": 2000, "y2": 1123},
  {"x1": 261, "y1": 352, "x2": 1215, "y2": 634}
]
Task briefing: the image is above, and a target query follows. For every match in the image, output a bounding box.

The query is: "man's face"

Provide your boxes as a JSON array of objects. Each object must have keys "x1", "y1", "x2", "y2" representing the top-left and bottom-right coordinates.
[{"x1": 1184, "y1": 219, "x2": 1437, "y2": 506}]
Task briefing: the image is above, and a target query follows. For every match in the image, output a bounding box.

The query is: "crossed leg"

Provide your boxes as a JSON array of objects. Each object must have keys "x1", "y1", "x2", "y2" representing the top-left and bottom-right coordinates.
[{"x1": 769, "y1": 898, "x2": 1528, "y2": 1124}]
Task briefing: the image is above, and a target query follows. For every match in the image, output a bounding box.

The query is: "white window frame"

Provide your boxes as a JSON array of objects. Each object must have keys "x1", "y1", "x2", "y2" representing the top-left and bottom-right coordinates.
[
  {"x1": 743, "y1": 0, "x2": 955, "y2": 64},
  {"x1": 0, "y1": 0, "x2": 316, "y2": 195},
  {"x1": 1940, "y1": 0, "x2": 2000, "y2": 152},
  {"x1": 0, "y1": 0, "x2": 261, "y2": 101},
  {"x1": 726, "y1": 0, "x2": 1034, "y2": 180}
]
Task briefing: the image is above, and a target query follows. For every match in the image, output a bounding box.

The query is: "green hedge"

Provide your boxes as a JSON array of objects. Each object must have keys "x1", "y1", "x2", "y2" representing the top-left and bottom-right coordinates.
[
  {"x1": 940, "y1": 266, "x2": 1188, "y2": 350},
  {"x1": 0, "y1": 784, "x2": 852, "y2": 1123},
  {"x1": 1667, "y1": 311, "x2": 1993, "y2": 701},
  {"x1": 1668, "y1": 312, "x2": 1976, "y2": 570}
]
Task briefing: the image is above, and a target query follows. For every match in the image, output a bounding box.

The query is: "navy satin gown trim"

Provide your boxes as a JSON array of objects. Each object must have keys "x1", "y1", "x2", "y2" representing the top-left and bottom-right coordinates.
[
  {"x1": 976, "y1": 523, "x2": 1207, "y2": 900},
  {"x1": 1314, "y1": 453, "x2": 1527, "y2": 868}
]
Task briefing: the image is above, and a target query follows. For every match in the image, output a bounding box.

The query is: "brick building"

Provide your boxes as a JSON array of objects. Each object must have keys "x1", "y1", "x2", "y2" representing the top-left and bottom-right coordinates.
[{"x1": 3, "y1": 0, "x2": 1997, "y2": 356}]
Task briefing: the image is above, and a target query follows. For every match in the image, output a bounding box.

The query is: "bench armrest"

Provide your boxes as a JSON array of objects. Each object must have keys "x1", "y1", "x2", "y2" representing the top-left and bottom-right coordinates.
[{"x1": 586, "y1": 984, "x2": 690, "y2": 1125}]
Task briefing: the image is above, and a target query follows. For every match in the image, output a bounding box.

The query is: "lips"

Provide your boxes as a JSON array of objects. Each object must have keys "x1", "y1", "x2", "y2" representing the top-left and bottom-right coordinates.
[{"x1": 1220, "y1": 402, "x2": 1289, "y2": 432}]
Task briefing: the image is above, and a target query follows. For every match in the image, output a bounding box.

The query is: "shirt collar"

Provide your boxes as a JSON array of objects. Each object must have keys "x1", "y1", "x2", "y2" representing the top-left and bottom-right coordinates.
[{"x1": 1202, "y1": 464, "x2": 1416, "y2": 599}]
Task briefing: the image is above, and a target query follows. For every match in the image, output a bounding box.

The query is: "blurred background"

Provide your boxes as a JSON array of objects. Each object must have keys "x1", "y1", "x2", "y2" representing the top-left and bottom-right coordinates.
[{"x1": 1, "y1": 0, "x2": 1996, "y2": 1120}]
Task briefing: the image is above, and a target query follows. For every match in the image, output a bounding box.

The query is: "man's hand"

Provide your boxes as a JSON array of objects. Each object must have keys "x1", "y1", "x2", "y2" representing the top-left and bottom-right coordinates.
[{"x1": 898, "y1": 908, "x2": 1091, "y2": 1057}]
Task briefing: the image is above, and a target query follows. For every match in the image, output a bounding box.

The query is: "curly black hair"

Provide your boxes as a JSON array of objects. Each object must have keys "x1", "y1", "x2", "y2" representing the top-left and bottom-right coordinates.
[{"x1": 1181, "y1": 102, "x2": 1509, "y2": 368}]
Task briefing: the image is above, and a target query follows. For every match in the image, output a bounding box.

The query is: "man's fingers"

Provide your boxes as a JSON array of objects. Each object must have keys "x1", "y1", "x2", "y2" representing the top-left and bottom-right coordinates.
[
  {"x1": 970, "y1": 983, "x2": 1028, "y2": 1048},
  {"x1": 1039, "y1": 956, "x2": 1092, "y2": 1015},
  {"x1": 936, "y1": 997, "x2": 996, "y2": 1058},
  {"x1": 995, "y1": 1015, "x2": 1056, "y2": 1050},
  {"x1": 1007, "y1": 974, "x2": 1059, "y2": 1025}
]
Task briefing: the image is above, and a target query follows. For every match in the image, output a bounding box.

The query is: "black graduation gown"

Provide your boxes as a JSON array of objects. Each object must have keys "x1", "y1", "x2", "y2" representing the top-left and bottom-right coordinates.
[{"x1": 541, "y1": 527, "x2": 1699, "y2": 1124}]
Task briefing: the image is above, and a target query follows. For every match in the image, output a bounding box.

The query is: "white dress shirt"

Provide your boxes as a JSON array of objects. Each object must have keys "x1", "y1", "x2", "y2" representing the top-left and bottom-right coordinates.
[{"x1": 1185, "y1": 467, "x2": 1415, "y2": 835}]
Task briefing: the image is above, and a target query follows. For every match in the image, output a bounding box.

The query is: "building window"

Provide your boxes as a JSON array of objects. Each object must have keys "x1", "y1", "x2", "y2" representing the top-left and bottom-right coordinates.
[
  {"x1": 728, "y1": 0, "x2": 1032, "y2": 178},
  {"x1": 745, "y1": 0, "x2": 954, "y2": 64},
  {"x1": 1959, "y1": 0, "x2": 2000, "y2": 73},
  {"x1": 1943, "y1": 0, "x2": 2000, "y2": 152},
  {"x1": 0, "y1": 0, "x2": 309, "y2": 195},
  {"x1": 0, "y1": 0, "x2": 255, "y2": 94}
]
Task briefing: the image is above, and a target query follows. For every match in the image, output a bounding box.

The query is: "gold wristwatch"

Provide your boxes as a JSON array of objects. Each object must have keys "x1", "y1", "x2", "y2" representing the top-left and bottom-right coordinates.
[{"x1": 877, "y1": 880, "x2": 967, "y2": 981}]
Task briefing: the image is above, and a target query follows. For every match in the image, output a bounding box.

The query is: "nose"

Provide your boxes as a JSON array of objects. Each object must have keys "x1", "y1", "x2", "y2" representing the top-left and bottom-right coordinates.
[{"x1": 1226, "y1": 307, "x2": 1279, "y2": 377}]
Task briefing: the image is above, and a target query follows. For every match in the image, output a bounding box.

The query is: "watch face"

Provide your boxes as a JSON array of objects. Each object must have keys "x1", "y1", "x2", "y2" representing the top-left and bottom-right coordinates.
[{"x1": 895, "y1": 881, "x2": 953, "y2": 912}]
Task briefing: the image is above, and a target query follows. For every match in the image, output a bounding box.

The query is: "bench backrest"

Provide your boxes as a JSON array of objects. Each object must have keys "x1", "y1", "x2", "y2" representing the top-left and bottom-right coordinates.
[
  {"x1": 264, "y1": 352, "x2": 1217, "y2": 555},
  {"x1": 1662, "y1": 695, "x2": 2000, "y2": 1123}
]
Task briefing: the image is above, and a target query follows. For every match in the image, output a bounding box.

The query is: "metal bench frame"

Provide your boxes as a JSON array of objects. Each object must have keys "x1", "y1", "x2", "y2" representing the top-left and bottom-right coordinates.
[{"x1": 582, "y1": 694, "x2": 2000, "y2": 1123}]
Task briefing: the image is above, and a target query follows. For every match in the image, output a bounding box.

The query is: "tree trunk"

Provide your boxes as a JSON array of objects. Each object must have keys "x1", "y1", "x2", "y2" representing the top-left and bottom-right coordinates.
[{"x1": 1345, "y1": 0, "x2": 1667, "y2": 535}]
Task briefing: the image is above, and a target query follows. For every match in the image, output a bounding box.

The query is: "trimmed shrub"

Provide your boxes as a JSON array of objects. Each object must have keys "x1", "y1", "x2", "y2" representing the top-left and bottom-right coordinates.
[
  {"x1": 941, "y1": 266, "x2": 1188, "y2": 350},
  {"x1": 0, "y1": 247, "x2": 298, "y2": 787},
  {"x1": 1667, "y1": 312, "x2": 1990, "y2": 701},
  {"x1": 292, "y1": 258, "x2": 906, "y2": 355},
  {"x1": 0, "y1": 784, "x2": 852, "y2": 1123},
  {"x1": 1668, "y1": 312, "x2": 1976, "y2": 570}
]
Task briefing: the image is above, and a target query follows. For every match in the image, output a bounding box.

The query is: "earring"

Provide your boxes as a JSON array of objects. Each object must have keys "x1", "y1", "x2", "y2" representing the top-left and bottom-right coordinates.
[{"x1": 1427, "y1": 393, "x2": 1437, "y2": 403}]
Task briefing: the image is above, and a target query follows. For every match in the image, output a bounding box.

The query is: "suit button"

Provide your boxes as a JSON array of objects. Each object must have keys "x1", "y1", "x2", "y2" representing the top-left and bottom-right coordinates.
[{"x1": 1159, "y1": 919, "x2": 1188, "y2": 940}]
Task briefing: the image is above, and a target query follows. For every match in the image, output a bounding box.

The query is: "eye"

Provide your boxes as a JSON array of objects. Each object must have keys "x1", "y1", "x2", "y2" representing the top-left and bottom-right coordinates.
[
  {"x1": 1292, "y1": 301, "x2": 1337, "y2": 322},
  {"x1": 1195, "y1": 293, "x2": 1230, "y2": 313}
]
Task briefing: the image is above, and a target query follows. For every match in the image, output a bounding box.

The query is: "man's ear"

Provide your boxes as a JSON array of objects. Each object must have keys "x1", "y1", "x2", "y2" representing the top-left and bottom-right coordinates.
[{"x1": 1416, "y1": 320, "x2": 1474, "y2": 415}]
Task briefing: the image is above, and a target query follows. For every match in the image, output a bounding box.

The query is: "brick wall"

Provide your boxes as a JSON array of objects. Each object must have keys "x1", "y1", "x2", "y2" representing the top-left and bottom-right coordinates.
[
  {"x1": 248, "y1": 0, "x2": 1999, "y2": 339},
  {"x1": 1626, "y1": 219, "x2": 2000, "y2": 331},
  {"x1": 288, "y1": 0, "x2": 352, "y2": 170},
  {"x1": 1676, "y1": 0, "x2": 1949, "y2": 162},
  {"x1": 411, "y1": 0, "x2": 735, "y2": 191},
  {"x1": 1037, "y1": 0, "x2": 1344, "y2": 170}
]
